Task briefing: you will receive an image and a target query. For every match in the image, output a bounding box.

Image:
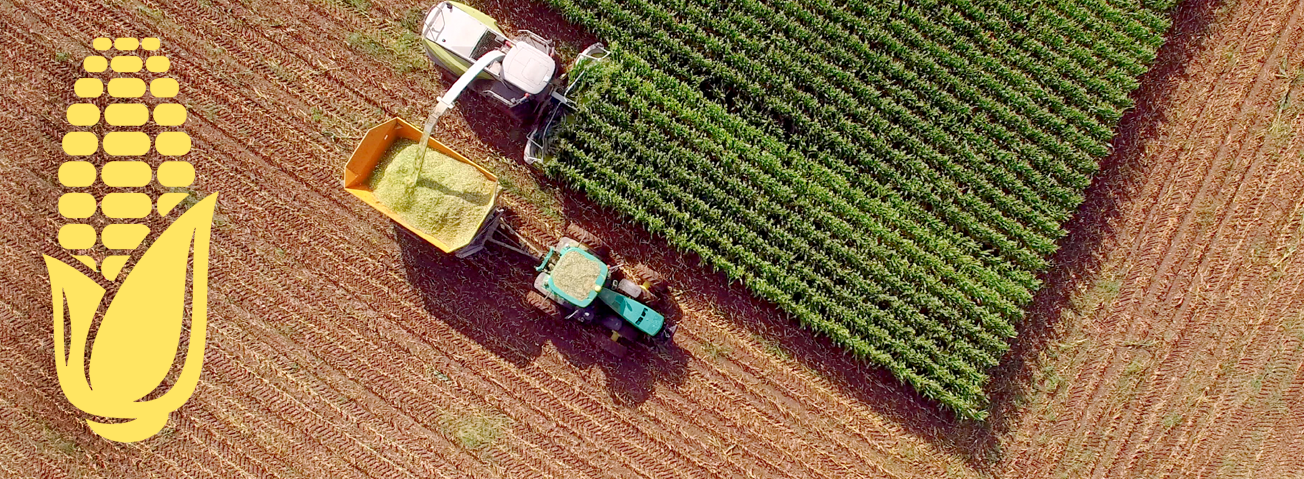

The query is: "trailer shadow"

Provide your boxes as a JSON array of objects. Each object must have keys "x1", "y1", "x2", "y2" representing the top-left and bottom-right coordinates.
[{"x1": 396, "y1": 225, "x2": 690, "y2": 407}]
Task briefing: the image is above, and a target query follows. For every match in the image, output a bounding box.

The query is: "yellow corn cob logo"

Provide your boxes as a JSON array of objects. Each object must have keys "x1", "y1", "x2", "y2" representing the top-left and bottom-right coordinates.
[{"x1": 46, "y1": 37, "x2": 214, "y2": 443}]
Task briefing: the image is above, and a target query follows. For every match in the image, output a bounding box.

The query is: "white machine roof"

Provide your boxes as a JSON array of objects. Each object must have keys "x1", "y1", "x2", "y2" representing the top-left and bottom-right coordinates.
[
  {"x1": 424, "y1": 3, "x2": 488, "y2": 60},
  {"x1": 501, "y1": 42, "x2": 555, "y2": 95}
]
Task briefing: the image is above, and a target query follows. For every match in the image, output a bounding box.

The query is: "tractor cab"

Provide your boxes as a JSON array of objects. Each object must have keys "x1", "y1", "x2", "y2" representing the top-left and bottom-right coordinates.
[{"x1": 420, "y1": 2, "x2": 558, "y2": 118}]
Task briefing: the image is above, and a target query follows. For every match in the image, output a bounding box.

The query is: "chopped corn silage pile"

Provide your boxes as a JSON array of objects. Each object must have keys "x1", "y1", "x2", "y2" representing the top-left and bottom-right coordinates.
[
  {"x1": 552, "y1": 250, "x2": 602, "y2": 300},
  {"x1": 368, "y1": 139, "x2": 497, "y2": 248}
]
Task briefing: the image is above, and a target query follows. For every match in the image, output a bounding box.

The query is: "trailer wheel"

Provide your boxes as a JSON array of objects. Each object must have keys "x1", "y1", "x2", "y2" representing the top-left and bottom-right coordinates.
[
  {"x1": 525, "y1": 291, "x2": 562, "y2": 319},
  {"x1": 564, "y1": 223, "x2": 610, "y2": 260},
  {"x1": 632, "y1": 263, "x2": 669, "y2": 296}
]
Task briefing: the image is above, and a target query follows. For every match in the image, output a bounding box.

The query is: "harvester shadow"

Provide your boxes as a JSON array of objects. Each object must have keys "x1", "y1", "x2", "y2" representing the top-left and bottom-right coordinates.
[
  {"x1": 448, "y1": 89, "x2": 530, "y2": 158},
  {"x1": 396, "y1": 225, "x2": 690, "y2": 407},
  {"x1": 544, "y1": 0, "x2": 1221, "y2": 466}
]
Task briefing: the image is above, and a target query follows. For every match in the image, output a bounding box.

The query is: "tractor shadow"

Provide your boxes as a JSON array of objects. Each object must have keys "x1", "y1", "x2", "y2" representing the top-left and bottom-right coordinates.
[{"x1": 396, "y1": 225, "x2": 690, "y2": 407}]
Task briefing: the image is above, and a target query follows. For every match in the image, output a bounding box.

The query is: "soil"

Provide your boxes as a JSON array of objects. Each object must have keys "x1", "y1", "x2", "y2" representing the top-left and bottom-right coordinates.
[{"x1": 0, "y1": 0, "x2": 1300, "y2": 478}]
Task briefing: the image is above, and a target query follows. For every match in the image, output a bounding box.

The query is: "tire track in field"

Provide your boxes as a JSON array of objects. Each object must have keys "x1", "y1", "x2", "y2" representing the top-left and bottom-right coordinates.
[
  {"x1": 203, "y1": 311, "x2": 425, "y2": 477},
  {"x1": 205, "y1": 259, "x2": 502, "y2": 477},
  {"x1": 1129, "y1": 185, "x2": 1304, "y2": 478},
  {"x1": 1172, "y1": 262, "x2": 1304, "y2": 474},
  {"x1": 1115, "y1": 108, "x2": 1304, "y2": 477},
  {"x1": 668, "y1": 284, "x2": 978, "y2": 476},
  {"x1": 503, "y1": 249, "x2": 912, "y2": 477},
  {"x1": 1107, "y1": 3, "x2": 1304, "y2": 473},
  {"x1": 206, "y1": 329, "x2": 430, "y2": 478},
  {"x1": 669, "y1": 331, "x2": 904, "y2": 478},
  {"x1": 994, "y1": 0, "x2": 1247, "y2": 472},
  {"x1": 1190, "y1": 289, "x2": 1304, "y2": 477}
]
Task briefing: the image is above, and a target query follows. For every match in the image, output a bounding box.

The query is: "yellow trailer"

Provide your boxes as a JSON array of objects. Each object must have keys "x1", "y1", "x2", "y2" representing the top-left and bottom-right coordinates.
[{"x1": 342, "y1": 117, "x2": 502, "y2": 257}]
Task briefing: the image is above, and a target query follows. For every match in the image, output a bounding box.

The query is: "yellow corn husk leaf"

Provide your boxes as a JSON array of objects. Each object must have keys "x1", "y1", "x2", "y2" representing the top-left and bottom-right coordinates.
[{"x1": 45, "y1": 193, "x2": 218, "y2": 443}]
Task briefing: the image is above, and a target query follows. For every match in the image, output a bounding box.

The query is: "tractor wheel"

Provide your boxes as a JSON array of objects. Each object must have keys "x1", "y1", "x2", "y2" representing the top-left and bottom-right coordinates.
[
  {"x1": 599, "y1": 315, "x2": 641, "y2": 343},
  {"x1": 632, "y1": 263, "x2": 670, "y2": 296},
  {"x1": 612, "y1": 320, "x2": 643, "y2": 343},
  {"x1": 598, "y1": 332, "x2": 629, "y2": 357},
  {"x1": 565, "y1": 223, "x2": 610, "y2": 260},
  {"x1": 525, "y1": 291, "x2": 562, "y2": 319},
  {"x1": 616, "y1": 278, "x2": 649, "y2": 301},
  {"x1": 653, "y1": 322, "x2": 677, "y2": 345}
]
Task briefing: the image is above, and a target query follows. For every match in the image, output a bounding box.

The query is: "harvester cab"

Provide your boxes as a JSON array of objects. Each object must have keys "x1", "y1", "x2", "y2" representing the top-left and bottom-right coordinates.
[{"x1": 416, "y1": 1, "x2": 609, "y2": 166}]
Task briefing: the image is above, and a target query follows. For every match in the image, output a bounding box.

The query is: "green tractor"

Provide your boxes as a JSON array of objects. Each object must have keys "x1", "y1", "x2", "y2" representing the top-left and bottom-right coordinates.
[{"x1": 523, "y1": 225, "x2": 676, "y2": 356}]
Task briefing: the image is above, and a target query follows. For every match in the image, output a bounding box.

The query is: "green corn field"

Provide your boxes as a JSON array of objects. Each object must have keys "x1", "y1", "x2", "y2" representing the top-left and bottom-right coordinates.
[{"x1": 542, "y1": 0, "x2": 1174, "y2": 419}]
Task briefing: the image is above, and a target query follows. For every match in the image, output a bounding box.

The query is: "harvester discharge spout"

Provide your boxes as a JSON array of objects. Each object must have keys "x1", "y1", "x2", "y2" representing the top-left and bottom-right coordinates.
[{"x1": 408, "y1": 49, "x2": 508, "y2": 194}]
